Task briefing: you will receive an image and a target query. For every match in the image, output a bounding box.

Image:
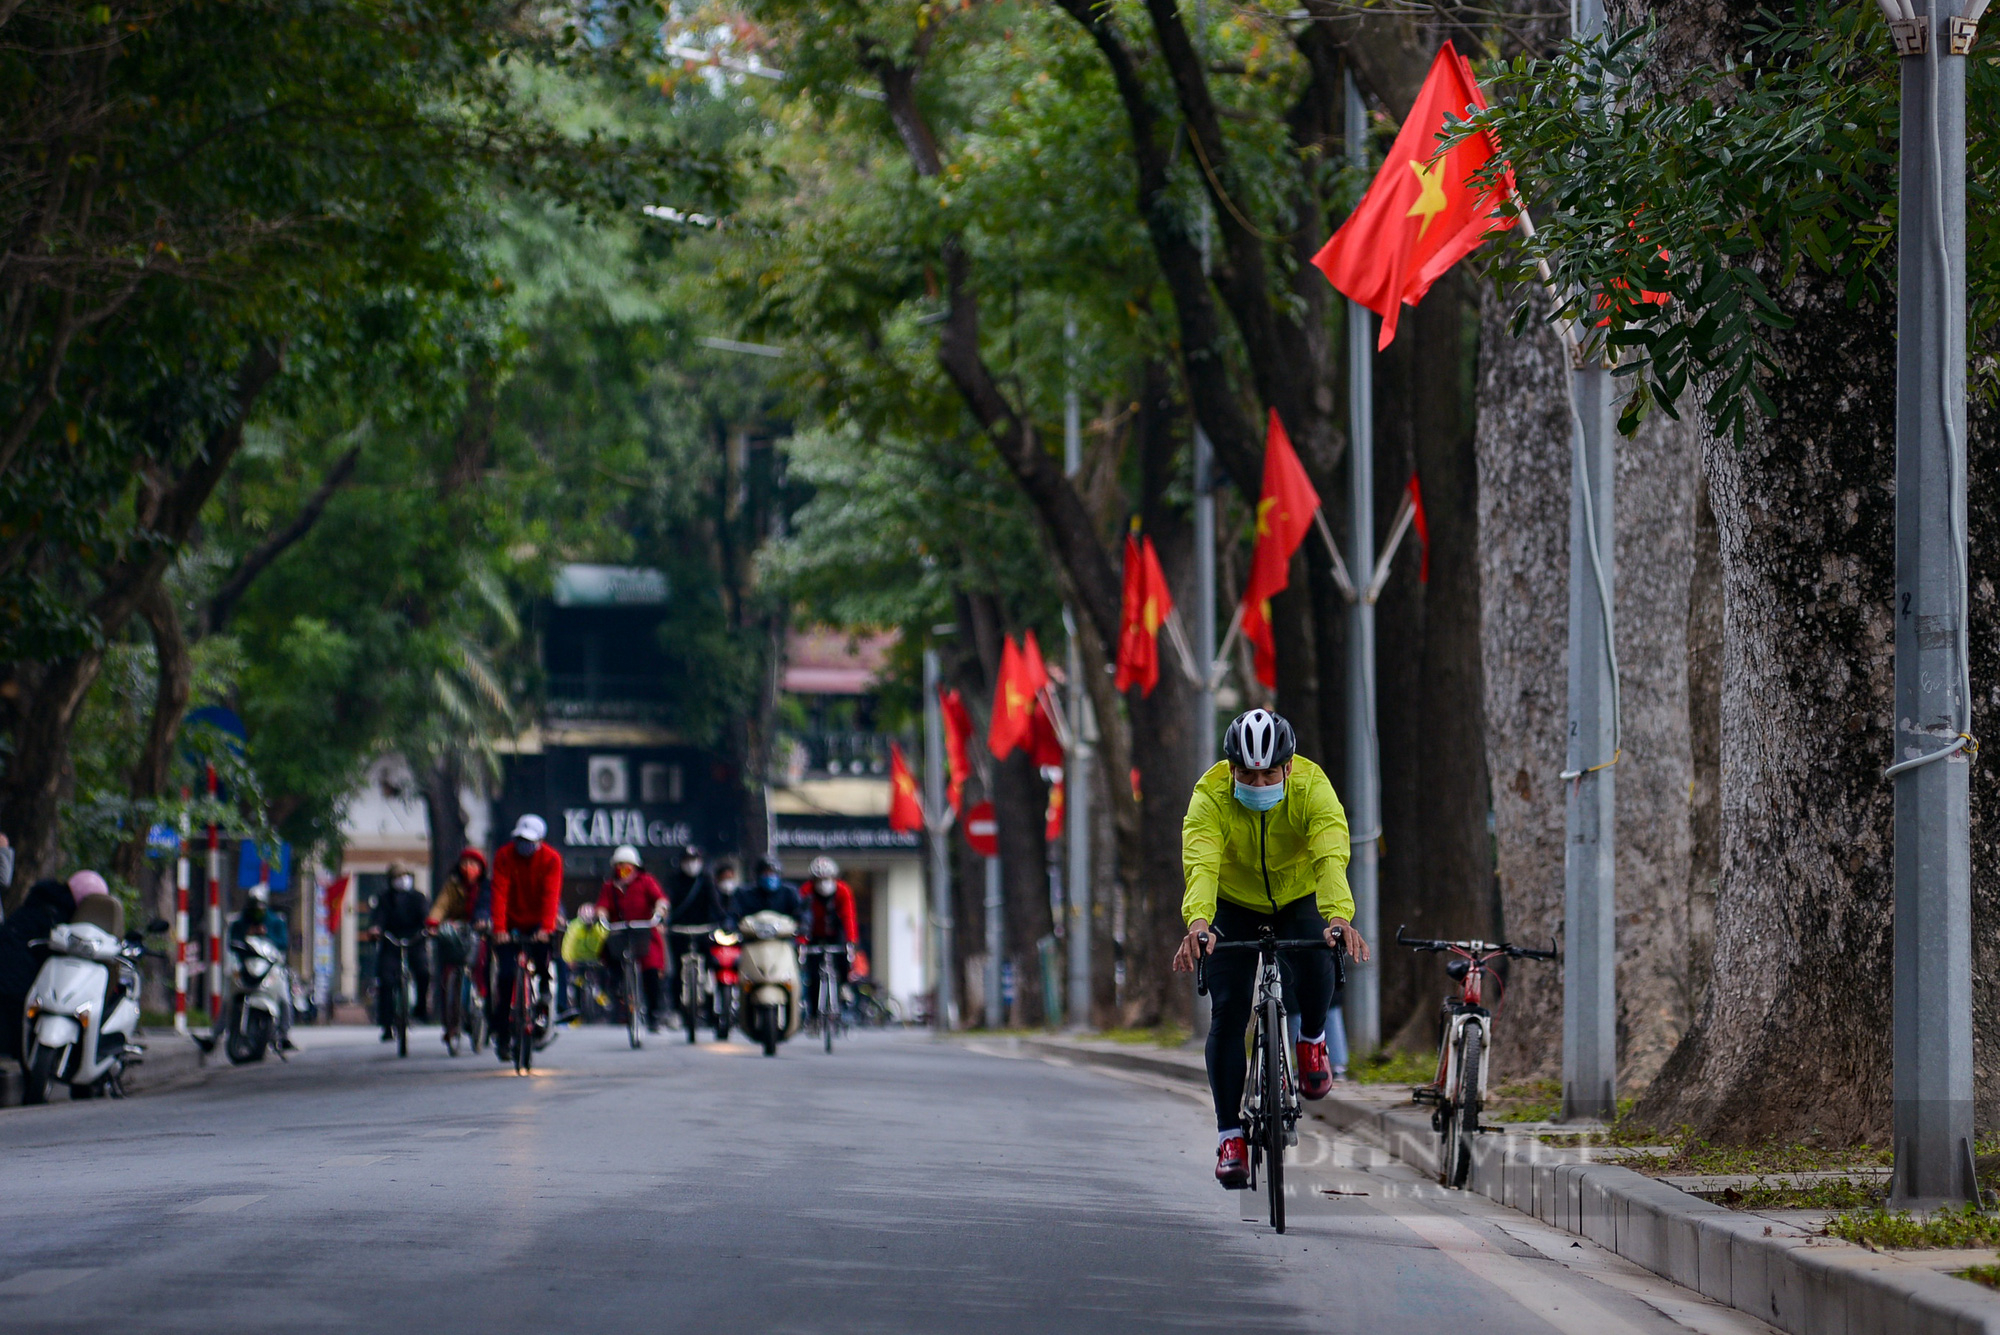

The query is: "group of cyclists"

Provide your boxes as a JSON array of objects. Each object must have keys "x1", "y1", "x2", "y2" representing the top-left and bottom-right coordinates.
[{"x1": 364, "y1": 814, "x2": 863, "y2": 1062}]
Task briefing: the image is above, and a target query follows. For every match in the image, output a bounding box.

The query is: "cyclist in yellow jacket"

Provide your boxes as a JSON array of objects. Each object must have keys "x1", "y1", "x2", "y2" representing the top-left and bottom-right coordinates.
[{"x1": 1174, "y1": 708, "x2": 1372, "y2": 1187}]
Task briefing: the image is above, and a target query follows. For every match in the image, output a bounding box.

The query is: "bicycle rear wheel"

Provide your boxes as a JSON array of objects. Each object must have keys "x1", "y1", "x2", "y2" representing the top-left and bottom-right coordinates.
[
  {"x1": 395, "y1": 965, "x2": 411, "y2": 1059},
  {"x1": 1444, "y1": 1025, "x2": 1482, "y2": 1189},
  {"x1": 682, "y1": 953, "x2": 701, "y2": 1043},
  {"x1": 1263, "y1": 998, "x2": 1287, "y2": 1233},
  {"x1": 822, "y1": 965, "x2": 836, "y2": 1054}
]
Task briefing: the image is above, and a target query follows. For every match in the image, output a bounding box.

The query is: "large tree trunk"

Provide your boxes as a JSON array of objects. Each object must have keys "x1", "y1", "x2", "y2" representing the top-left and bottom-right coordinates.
[
  {"x1": 1474, "y1": 287, "x2": 1575, "y2": 1078},
  {"x1": 112, "y1": 580, "x2": 193, "y2": 894},
  {"x1": 1634, "y1": 276, "x2": 1898, "y2": 1141},
  {"x1": 422, "y1": 750, "x2": 468, "y2": 896}
]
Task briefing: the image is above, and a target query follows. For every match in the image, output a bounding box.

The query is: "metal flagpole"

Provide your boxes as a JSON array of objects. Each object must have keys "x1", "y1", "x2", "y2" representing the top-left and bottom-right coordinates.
[
  {"x1": 1342, "y1": 71, "x2": 1382, "y2": 1059},
  {"x1": 1190, "y1": 424, "x2": 1218, "y2": 1042},
  {"x1": 1063, "y1": 314, "x2": 1095, "y2": 1031},
  {"x1": 984, "y1": 857, "x2": 1003, "y2": 1029},
  {"x1": 1561, "y1": 0, "x2": 1620, "y2": 1122},
  {"x1": 923, "y1": 647, "x2": 957, "y2": 1031},
  {"x1": 1886, "y1": 0, "x2": 1977, "y2": 1205}
]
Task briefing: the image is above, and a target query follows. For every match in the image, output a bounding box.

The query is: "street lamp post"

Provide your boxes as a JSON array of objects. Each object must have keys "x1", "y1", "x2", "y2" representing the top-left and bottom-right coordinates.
[
  {"x1": 1560, "y1": 0, "x2": 1621, "y2": 1125},
  {"x1": 1064, "y1": 315, "x2": 1094, "y2": 1032},
  {"x1": 923, "y1": 647, "x2": 956, "y2": 1031},
  {"x1": 1883, "y1": 0, "x2": 1979, "y2": 1206}
]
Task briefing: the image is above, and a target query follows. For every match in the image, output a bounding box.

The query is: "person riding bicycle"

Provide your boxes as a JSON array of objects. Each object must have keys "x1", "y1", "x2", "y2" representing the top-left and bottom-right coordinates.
[
  {"x1": 560, "y1": 902, "x2": 608, "y2": 1019},
  {"x1": 799, "y1": 855, "x2": 858, "y2": 1023},
  {"x1": 1173, "y1": 708, "x2": 1372, "y2": 1188},
  {"x1": 666, "y1": 852, "x2": 734, "y2": 1009},
  {"x1": 490, "y1": 814, "x2": 563, "y2": 1061},
  {"x1": 367, "y1": 863, "x2": 431, "y2": 1041},
  {"x1": 426, "y1": 848, "x2": 487, "y2": 1048},
  {"x1": 596, "y1": 845, "x2": 666, "y2": 1033}
]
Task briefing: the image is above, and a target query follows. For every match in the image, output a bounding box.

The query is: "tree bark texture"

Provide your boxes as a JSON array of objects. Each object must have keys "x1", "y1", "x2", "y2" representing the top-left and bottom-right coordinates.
[
  {"x1": 1371, "y1": 273, "x2": 1497, "y2": 1040},
  {"x1": 1634, "y1": 277, "x2": 1898, "y2": 1141},
  {"x1": 111, "y1": 580, "x2": 192, "y2": 892}
]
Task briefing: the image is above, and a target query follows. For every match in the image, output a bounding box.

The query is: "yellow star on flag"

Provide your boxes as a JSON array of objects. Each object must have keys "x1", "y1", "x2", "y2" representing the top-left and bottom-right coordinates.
[
  {"x1": 1256, "y1": 496, "x2": 1275, "y2": 538},
  {"x1": 1405, "y1": 157, "x2": 1449, "y2": 239},
  {"x1": 1005, "y1": 682, "x2": 1031, "y2": 720}
]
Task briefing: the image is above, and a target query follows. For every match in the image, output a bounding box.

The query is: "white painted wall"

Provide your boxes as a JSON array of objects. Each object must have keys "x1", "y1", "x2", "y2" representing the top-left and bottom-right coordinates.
[{"x1": 880, "y1": 860, "x2": 927, "y2": 1013}]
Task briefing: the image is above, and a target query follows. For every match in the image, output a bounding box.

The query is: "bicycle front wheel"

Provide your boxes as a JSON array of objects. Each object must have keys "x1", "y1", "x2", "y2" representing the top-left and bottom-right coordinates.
[
  {"x1": 822, "y1": 968, "x2": 837, "y2": 1054},
  {"x1": 626, "y1": 958, "x2": 644, "y2": 1049},
  {"x1": 1444, "y1": 1025, "x2": 1482, "y2": 1189},
  {"x1": 396, "y1": 974, "x2": 411, "y2": 1059},
  {"x1": 1264, "y1": 999, "x2": 1287, "y2": 1233},
  {"x1": 514, "y1": 975, "x2": 532, "y2": 1074}
]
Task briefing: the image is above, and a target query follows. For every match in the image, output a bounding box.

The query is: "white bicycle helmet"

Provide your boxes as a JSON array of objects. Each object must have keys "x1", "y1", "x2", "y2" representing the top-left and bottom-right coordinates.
[
  {"x1": 1222, "y1": 708, "x2": 1296, "y2": 771},
  {"x1": 808, "y1": 855, "x2": 840, "y2": 881},
  {"x1": 610, "y1": 844, "x2": 642, "y2": 869}
]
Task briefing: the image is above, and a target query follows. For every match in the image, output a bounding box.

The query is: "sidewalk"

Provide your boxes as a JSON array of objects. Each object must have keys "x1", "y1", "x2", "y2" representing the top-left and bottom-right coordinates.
[
  {"x1": 0, "y1": 1027, "x2": 210, "y2": 1107},
  {"x1": 1014, "y1": 1034, "x2": 2000, "y2": 1335}
]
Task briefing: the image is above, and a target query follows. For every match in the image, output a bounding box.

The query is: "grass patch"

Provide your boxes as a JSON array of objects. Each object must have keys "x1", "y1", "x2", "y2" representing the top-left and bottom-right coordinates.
[
  {"x1": 1709, "y1": 1179, "x2": 1886, "y2": 1212},
  {"x1": 1351, "y1": 1047, "x2": 1437, "y2": 1086},
  {"x1": 1828, "y1": 1205, "x2": 2000, "y2": 1249},
  {"x1": 1486, "y1": 1078, "x2": 1561, "y2": 1123},
  {"x1": 1096, "y1": 1025, "x2": 1190, "y2": 1048},
  {"x1": 142, "y1": 1009, "x2": 209, "y2": 1030},
  {"x1": 1960, "y1": 1263, "x2": 2000, "y2": 1289}
]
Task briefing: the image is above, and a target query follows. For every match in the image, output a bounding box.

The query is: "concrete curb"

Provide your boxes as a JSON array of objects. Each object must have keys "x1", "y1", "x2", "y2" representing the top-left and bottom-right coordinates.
[
  {"x1": 0, "y1": 1029, "x2": 210, "y2": 1108},
  {"x1": 1016, "y1": 1036, "x2": 2000, "y2": 1335}
]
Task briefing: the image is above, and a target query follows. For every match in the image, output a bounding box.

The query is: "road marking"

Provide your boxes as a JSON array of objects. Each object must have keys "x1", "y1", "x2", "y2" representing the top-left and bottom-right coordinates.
[
  {"x1": 319, "y1": 1155, "x2": 386, "y2": 1168},
  {"x1": 174, "y1": 1194, "x2": 266, "y2": 1214},
  {"x1": 420, "y1": 1129, "x2": 475, "y2": 1138},
  {"x1": 0, "y1": 1269, "x2": 97, "y2": 1296}
]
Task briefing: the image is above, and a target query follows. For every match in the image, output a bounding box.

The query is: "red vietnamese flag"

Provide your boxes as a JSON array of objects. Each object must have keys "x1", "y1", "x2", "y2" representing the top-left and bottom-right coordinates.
[
  {"x1": 1019, "y1": 629, "x2": 1050, "y2": 698},
  {"x1": 988, "y1": 636, "x2": 1033, "y2": 758},
  {"x1": 1045, "y1": 778, "x2": 1065, "y2": 843},
  {"x1": 1030, "y1": 699, "x2": 1064, "y2": 771},
  {"x1": 888, "y1": 741, "x2": 924, "y2": 833},
  {"x1": 1240, "y1": 410, "x2": 1321, "y2": 688},
  {"x1": 939, "y1": 688, "x2": 973, "y2": 812},
  {"x1": 1311, "y1": 42, "x2": 1515, "y2": 350},
  {"x1": 1407, "y1": 472, "x2": 1431, "y2": 583},
  {"x1": 1115, "y1": 533, "x2": 1176, "y2": 696}
]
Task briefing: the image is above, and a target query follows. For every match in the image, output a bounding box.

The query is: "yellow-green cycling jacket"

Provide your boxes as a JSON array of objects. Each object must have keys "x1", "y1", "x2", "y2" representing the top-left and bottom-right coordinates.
[{"x1": 1180, "y1": 756, "x2": 1353, "y2": 927}]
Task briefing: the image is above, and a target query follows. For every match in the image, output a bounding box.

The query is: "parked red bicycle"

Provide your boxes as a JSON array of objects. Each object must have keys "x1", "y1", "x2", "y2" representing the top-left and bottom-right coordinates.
[{"x1": 1397, "y1": 926, "x2": 1558, "y2": 1188}]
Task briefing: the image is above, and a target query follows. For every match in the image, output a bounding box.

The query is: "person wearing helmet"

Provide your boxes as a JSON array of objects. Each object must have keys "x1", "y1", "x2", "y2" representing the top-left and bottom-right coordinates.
[
  {"x1": 490, "y1": 814, "x2": 563, "y2": 1060},
  {"x1": 596, "y1": 845, "x2": 667, "y2": 1032},
  {"x1": 1174, "y1": 707, "x2": 1373, "y2": 1188},
  {"x1": 799, "y1": 856, "x2": 859, "y2": 1024},
  {"x1": 367, "y1": 863, "x2": 432, "y2": 1040}
]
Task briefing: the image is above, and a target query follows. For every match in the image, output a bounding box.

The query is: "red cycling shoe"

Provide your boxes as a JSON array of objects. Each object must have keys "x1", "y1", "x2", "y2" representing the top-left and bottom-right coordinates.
[
  {"x1": 1297, "y1": 1037, "x2": 1332, "y2": 1100},
  {"x1": 1216, "y1": 1135, "x2": 1249, "y2": 1188}
]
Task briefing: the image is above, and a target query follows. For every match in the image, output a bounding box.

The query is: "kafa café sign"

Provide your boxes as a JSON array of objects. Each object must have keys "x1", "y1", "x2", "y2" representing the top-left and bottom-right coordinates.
[{"x1": 561, "y1": 809, "x2": 693, "y2": 850}]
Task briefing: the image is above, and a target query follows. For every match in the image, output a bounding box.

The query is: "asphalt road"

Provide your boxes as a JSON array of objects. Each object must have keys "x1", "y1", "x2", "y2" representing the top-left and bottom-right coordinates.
[{"x1": 0, "y1": 1025, "x2": 1775, "y2": 1334}]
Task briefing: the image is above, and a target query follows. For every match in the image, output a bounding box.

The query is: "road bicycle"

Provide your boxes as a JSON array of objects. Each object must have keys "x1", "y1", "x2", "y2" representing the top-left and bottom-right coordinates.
[
  {"x1": 503, "y1": 932, "x2": 553, "y2": 1075},
  {"x1": 380, "y1": 932, "x2": 418, "y2": 1059},
  {"x1": 670, "y1": 924, "x2": 716, "y2": 1043},
  {"x1": 432, "y1": 924, "x2": 481, "y2": 1057},
  {"x1": 604, "y1": 920, "x2": 658, "y2": 1050},
  {"x1": 1397, "y1": 926, "x2": 1559, "y2": 1188},
  {"x1": 801, "y1": 944, "x2": 848, "y2": 1054},
  {"x1": 1196, "y1": 927, "x2": 1342, "y2": 1235}
]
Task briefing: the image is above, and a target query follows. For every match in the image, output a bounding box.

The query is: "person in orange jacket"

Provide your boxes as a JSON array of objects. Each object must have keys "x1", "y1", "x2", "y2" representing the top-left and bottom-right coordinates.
[{"x1": 489, "y1": 814, "x2": 563, "y2": 1060}]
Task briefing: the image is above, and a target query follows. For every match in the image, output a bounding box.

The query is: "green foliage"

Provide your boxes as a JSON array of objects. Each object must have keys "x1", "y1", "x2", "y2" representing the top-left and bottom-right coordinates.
[
  {"x1": 1829, "y1": 1204, "x2": 2000, "y2": 1248},
  {"x1": 1462, "y1": 7, "x2": 1999, "y2": 440}
]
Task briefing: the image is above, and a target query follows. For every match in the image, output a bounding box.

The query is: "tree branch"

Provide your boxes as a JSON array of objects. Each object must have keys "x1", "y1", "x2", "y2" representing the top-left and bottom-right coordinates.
[{"x1": 204, "y1": 437, "x2": 361, "y2": 635}]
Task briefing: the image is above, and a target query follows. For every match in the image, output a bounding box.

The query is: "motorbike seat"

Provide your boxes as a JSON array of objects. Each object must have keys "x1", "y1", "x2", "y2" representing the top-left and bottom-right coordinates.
[{"x1": 73, "y1": 896, "x2": 124, "y2": 937}]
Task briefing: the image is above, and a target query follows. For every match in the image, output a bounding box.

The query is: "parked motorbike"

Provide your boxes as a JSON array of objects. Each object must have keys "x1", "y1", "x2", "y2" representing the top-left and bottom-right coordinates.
[
  {"x1": 734, "y1": 911, "x2": 799, "y2": 1057},
  {"x1": 21, "y1": 921, "x2": 149, "y2": 1102},
  {"x1": 224, "y1": 934, "x2": 292, "y2": 1065}
]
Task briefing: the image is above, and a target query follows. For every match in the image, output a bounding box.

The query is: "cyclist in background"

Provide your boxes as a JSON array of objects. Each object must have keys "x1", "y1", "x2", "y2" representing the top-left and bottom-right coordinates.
[
  {"x1": 1172, "y1": 708, "x2": 1371, "y2": 1188},
  {"x1": 668, "y1": 854, "x2": 735, "y2": 1007},
  {"x1": 368, "y1": 863, "x2": 431, "y2": 1041},
  {"x1": 490, "y1": 814, "x2": 563, "y2": 1061},
  {"x1": 560, "y1": 902, "x2": 608, "y2": 1019},
  {"x1": 427, "y1": 848, "x2": 487, "y2": 1049},
  {"x1": 799, "y1": 855, "x2": 858, "y2": 1023},
  {"x1": 596, "y1": 845, "x2": 666, "y2": 1033}
]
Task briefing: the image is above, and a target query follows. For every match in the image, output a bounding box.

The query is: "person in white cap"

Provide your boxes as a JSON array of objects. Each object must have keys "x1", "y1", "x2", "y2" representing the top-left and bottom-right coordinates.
[{"x1": 489, "y1": 814, "x2": 563, "y2": 1060}]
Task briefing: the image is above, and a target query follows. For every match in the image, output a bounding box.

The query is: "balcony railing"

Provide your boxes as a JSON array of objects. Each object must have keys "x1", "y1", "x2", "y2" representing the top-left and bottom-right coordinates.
[{"x1": 774, "y1": 731, "x2": 896, "y2": 785}]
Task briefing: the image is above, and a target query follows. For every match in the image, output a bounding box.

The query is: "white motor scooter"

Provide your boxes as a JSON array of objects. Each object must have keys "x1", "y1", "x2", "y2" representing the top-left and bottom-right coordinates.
[
  {"x1": 223, "y1": 935, "x2": 291, "y2": 1064},
  {"x1": 735, "y1": 911, "x2": 800, "y2": 1058},
  {"x1": 21, "y1": 921, "x2": 145, "y2": 1103}
]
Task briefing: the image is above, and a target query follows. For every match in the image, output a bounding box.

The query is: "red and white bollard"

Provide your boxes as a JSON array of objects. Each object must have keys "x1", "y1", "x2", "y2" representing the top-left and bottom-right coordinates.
[
  {"x1": 174, "y1": 802, "x2": 190, "y2": 1035},
  {"x1": 205, "y1": 762, "x2": 222, "y2": 1032}
]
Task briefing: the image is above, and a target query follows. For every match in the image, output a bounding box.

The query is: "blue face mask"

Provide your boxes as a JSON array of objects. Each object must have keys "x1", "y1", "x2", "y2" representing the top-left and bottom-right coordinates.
[{"x1": 1234, "y1": 779, "x2": 1285, "y2": 812}]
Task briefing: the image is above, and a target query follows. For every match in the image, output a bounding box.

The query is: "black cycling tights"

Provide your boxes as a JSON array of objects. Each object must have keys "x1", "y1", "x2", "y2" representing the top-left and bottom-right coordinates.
[{"x1": 1202, "y1": 898, "x2": 1334, "y2": 1133}]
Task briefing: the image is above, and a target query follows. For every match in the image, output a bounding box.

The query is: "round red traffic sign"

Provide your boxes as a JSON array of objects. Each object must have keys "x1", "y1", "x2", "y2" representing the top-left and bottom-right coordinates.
[{"x1": 964, "y1": 801, "x2": 998, "y2": 858}]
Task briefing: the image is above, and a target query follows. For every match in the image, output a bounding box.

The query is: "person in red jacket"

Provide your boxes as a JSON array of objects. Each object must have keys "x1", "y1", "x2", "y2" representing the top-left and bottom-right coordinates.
[
  {"x1": 489, "y1": 813, "x2": 563, "y2": 1061},
  {"x1": 596, "y1": 844, "x2": 667, "y2": 1033},
  {"x1": 800, "y1": 855, "x2": 858, "y2": 1023}
]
